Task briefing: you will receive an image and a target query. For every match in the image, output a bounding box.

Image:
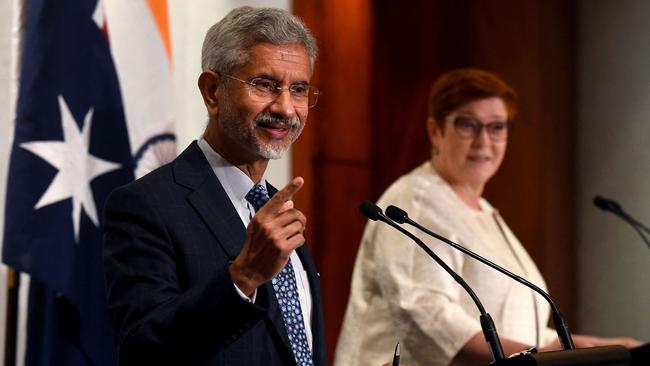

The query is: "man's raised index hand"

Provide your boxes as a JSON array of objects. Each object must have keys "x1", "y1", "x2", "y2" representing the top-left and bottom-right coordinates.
[{"x1": 262, "y1": 176, "x2": 304, "y2": 213}]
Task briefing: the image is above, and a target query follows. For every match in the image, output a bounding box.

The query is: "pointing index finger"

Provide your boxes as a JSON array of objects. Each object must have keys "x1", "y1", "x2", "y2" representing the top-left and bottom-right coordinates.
[{"x1": 264, "y1": 177, "x2": 304, "y2": 211}]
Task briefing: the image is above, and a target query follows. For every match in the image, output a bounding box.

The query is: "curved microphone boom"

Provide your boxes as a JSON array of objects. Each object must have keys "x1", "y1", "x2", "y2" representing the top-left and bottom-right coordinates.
[
  {"x1": 385, "y1": 204, "x2": 575, "y2": 350},
  {"x1": 359, "y1": 201, "x2": 506, "y2": 362},
  {"x1": 593, "y1": 195, "x2": 650, "y2": 249}
]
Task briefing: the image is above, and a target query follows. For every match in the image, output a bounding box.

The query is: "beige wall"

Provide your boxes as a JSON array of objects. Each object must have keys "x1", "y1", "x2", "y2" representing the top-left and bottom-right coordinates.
[{"x1": 577, "y1": 0, "x2": 650, "y2": 341}]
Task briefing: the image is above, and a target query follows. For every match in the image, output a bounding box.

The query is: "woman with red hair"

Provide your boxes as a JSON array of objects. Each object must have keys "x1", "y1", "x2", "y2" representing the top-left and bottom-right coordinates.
[{"x1": 335, "y1": 69, "x2": 640, "y2": 366}]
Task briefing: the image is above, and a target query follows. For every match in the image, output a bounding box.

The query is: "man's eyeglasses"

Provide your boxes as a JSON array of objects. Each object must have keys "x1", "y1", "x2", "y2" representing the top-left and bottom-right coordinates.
[
  {"x1": 223, "y1": 74, "x2": 320, "y2": 108},
  {"x1": 451, "y1": 116, "x2": 512, "y2": 141}
]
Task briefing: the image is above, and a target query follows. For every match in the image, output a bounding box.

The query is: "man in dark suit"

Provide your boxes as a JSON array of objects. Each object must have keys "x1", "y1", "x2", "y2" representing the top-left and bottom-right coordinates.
[{"x1": 103, "y1": 6, "x2": 325, "y2": 365}]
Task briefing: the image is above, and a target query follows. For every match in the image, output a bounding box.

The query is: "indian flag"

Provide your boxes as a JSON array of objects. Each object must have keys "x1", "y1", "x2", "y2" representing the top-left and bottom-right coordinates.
[{"x1": 101, "y1": 0, "x2": 177, "y2": 177}]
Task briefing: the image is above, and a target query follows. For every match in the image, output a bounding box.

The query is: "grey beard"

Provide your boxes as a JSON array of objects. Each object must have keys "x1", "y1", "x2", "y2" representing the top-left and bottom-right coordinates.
[
  {"x1": 216, "y1": 98, "x2": 302, "y2": 160},
  {"x1": 253, "y1": 112, "x2": 302, "y2": 159}
]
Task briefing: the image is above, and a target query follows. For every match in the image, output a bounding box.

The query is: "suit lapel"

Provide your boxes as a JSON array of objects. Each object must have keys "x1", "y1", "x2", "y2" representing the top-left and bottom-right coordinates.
[
  {"x1": 297, "y1": 244, "x2": 326, "y2": 364},
  {"x1": 172, "y1": 141, "x2": 246, "y2": 258},
  {"x1": 173, "y1": 144, "x2": 298, "y2": 361}
]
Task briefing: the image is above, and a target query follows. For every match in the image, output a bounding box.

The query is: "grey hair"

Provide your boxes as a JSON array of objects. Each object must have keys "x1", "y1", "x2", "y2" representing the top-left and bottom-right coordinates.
[{"x1": 201, "y1": 6, "x2": 318, "y2": 75}]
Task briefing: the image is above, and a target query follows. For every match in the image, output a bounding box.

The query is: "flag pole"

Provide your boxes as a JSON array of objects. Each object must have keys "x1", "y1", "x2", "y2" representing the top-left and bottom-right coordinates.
[
  {"x1": 5, "y1": 0, "x2": 24, "y2": 363},
  {"x1": 4, "y1": 266, "x2": 19, "y2": 366}
]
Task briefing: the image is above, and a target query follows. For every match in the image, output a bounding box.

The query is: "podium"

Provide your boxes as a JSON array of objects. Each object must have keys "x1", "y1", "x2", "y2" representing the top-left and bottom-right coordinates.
[
  {"x1": 630, "y1": 343, "x2": 650, "y2": 366},
  {"x1": 492, "y1": 345, "x2": 630, "y2": 366},
  {"x1": 489, "y1": 344, "x2": 650, "y2": 366}
]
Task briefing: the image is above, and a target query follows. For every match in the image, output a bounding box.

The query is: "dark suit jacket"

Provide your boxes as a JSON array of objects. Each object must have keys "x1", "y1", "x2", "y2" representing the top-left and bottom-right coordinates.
[{"x1": 103, "y1": 141, "x2": 327, "y2": 366}]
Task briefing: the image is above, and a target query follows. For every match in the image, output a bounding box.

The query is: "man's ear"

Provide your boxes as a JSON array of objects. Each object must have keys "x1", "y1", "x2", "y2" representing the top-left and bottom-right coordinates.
[{"x1": 198, "y1": 70, "x2": 222, "y2": 115}]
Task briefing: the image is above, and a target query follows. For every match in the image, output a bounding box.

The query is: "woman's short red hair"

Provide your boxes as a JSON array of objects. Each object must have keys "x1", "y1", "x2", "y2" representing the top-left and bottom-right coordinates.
[{"x1": 428, "y1": 68, "x2": 518, "y2": 127}]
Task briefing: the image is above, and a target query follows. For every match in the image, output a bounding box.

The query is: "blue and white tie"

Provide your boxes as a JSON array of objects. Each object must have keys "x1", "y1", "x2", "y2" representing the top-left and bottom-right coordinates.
[
  {"x1": 245, "y1": 184, "x2": 314, "y2": 366},
  {"x1": 245, "y1": 183, "x2": 270, "y2": 212}
]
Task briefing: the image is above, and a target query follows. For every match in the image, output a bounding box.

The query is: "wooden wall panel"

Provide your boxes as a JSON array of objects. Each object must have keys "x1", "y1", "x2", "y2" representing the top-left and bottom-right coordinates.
[
  {"x1": 292, "y1": 0, "x2": 374, "y2": 357},
  {"x1": 465, "y1": 1, "x2": 577, "y2": 322},
  {"x1": 294, "y1": 0, "x2": 576, "y2": 361},
  {"x1": 312, "y1": 162, "x2": 372, "y2": 354},
  {"x1": 370, "y1": 1, "x2": 474, "y2": 196}
]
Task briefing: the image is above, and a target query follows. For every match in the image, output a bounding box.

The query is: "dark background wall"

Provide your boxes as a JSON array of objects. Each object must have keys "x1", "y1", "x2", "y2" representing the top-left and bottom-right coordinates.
[{"x1": 293, "y1": 0, "x2": 576, "y2": 360}]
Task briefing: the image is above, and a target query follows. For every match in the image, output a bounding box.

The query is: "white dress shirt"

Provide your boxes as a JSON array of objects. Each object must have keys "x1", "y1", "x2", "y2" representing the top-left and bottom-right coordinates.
[
  {"x1": 197, "y1": 138, "x2": 313, "y2": 351},
  {"x1": 334, "y1": 161, "x2": 557, "y2": 366}
]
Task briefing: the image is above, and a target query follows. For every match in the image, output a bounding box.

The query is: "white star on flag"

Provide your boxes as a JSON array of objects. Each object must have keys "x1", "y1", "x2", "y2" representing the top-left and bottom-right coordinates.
[{"x1": 20, "y1": 95, "x2": 122, "y2": 243}]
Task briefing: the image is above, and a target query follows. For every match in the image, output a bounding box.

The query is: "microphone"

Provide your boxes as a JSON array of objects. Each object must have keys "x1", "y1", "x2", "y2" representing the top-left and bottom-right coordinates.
[
  {"x1": 593, "y1": 195, "x2": 650, "y2": 249},
  {"x1": 359, "y1": 201, "x2": 506, "y2": 362},
  {"x1": 385, "y1": 205, "x2": 575, "y2": 350},
  {"x1": 593, "y1": 196, "x2": 622, "y2": 213}
]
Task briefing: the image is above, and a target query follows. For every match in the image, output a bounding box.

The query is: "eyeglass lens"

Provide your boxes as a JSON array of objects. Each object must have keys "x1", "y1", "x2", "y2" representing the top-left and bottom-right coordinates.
[
  {"x1": 453, "y1": 117, "x2": 510, "y2": 140},
  {"x1": 248, "y1": 77, "x2": 319, "y2": 108}
]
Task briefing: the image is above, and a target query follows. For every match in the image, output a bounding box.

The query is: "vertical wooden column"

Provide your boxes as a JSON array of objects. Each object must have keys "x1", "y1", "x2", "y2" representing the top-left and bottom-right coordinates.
[{"x1": 292, "y1": 0, "x2": 374, "y2": 359}]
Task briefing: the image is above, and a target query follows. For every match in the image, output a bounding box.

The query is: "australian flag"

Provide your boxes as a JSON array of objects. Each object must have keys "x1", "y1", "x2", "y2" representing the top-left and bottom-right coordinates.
[{"x1": 3, "y1": 0, "x2": 175, "y2": 364}]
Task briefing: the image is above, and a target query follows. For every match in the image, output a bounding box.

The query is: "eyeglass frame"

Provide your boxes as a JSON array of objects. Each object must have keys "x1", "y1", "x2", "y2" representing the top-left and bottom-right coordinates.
[
  {"x1": 448, "y1": 116, "x2": 513, "y2": 141},
  {"x1": 221, "y1": 74, "x2": 321, "y2": 108}
]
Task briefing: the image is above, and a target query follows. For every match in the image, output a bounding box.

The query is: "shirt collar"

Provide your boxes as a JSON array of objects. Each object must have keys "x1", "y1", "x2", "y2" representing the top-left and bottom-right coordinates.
[{"x1": 197, "y1": 138, "x2": 267, "y2": 202}]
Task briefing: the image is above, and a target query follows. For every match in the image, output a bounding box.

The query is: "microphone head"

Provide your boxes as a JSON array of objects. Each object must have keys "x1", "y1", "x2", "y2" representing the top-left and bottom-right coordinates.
[
  {"x1": 385, "y1": 205, "x2": 408, "y2": 224},
  {"x1": 593, "y1": 195, "x2": 622, "y2": 213},
  {"x1": 359, "y1": 201, "x2": 383, "y2": 221}
]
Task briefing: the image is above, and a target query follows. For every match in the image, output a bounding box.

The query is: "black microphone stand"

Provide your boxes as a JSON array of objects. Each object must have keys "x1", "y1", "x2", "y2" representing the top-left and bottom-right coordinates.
[
  {"x1": 594, "y1": 196, "x2": 650, "y2": 250},
  {"x1": 360, "y1": 201, "x2": 506, "y2": 362},
  {"x1": 385, "y1": 205, "x2": 575, "y2": 350}
]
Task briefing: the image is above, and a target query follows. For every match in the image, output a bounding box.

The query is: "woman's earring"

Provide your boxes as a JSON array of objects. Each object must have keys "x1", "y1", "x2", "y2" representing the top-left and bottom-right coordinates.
[{"x1": 431, "y1": 146, "x2": 440, "y2": 156}]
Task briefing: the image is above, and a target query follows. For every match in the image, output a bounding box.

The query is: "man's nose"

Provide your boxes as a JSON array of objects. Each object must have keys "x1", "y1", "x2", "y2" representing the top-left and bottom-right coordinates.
[{"x1": 269, "y1": 89, "x2": 297, "y2": 118}]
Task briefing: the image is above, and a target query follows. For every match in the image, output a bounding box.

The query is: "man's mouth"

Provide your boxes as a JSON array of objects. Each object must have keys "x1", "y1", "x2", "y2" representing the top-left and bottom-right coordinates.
[
  {"x1": 254, "y1": 114, "x2": 300, "y2": 139},
  {"x1": 257, "y1": 120, "x2": 289, "y2": 131},
  {"x1": 256, "y1": 120, "x2": 292, "y2": 139}
]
